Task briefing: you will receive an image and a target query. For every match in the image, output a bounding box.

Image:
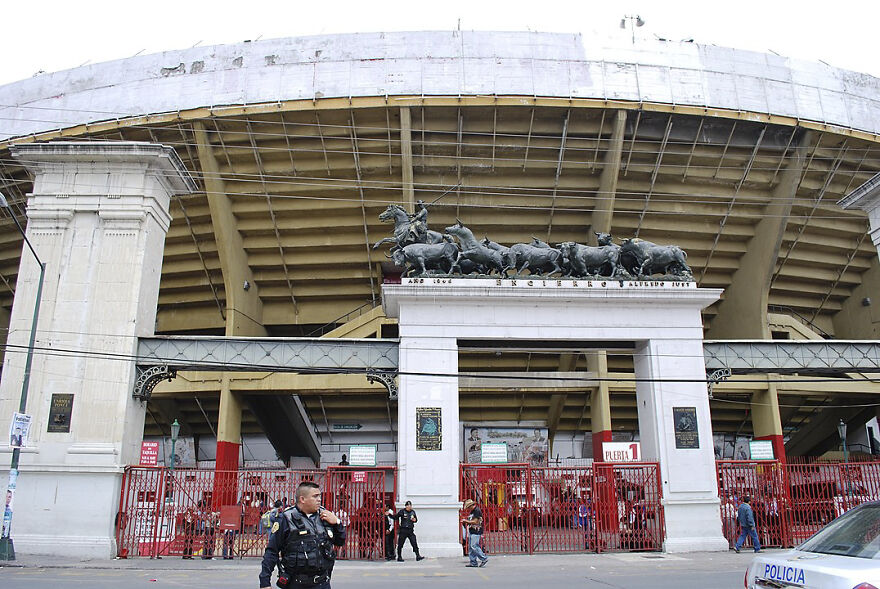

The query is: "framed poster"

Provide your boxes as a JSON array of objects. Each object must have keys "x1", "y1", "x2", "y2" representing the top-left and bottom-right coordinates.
[
  {"x1": 47, "y1": 393, "x2": 74, "y2": 433},
  {"x1": 673, "y1": 406, "x2": 699, "y2": 449},
  {"x1": 463, "y1": 425, "x2": 548, "y2": 466},
  {"x1": 416, "y1": 407, "x2": 442, "y2": 451}
]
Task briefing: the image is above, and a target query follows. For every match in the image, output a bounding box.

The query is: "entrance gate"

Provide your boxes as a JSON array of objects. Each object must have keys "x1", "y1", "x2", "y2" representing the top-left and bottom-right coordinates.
[
  {"x1": 459, "y1": 463, "x2": 664, "y2": 554},
  {"x1": 116, "y1": 466, "x2": 395, "y2": 560}
]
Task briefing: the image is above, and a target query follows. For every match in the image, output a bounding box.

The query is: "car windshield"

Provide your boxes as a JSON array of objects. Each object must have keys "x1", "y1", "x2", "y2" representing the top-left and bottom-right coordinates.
[{"x1": 798, "y1": 504, "x2": 880, "y2": 559}]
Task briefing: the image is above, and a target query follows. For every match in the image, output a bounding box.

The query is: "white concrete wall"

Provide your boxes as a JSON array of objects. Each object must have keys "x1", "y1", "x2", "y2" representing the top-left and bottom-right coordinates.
[{"x1": 2, "y1": 31, "x2": 879, "y2": 141}]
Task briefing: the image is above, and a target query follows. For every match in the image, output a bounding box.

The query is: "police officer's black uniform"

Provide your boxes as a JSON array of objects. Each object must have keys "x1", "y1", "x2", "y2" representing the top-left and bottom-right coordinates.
[
  {"x1": 259, "y1": 506, "x2": 346, "y2": 588},
  {"x1": 395, "y1": 508, "x2": 423, "y2": 561}
]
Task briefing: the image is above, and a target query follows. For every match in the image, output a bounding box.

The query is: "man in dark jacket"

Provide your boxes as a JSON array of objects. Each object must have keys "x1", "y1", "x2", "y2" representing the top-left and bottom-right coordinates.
[
  {"x1": 734, "y1": 496, "x2": 761, "y2": 553},
  {"x1": 395, "y1": 501, "x2": 425, "y2": 561},
  {"x1": 383, "y1": 505, "x2": 396, "y2": 561},
  {"x1": 259, "y1": 481, "x2": 346, "y2": 589}
]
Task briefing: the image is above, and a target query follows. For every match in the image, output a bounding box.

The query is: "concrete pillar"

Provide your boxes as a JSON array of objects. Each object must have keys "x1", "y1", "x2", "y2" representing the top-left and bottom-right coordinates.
[
  {"x1": 707, "y1": 134, "x2": 809, "y2": 339},
  {"x1": 634, "y1": 338, "x2": 729, "y2": 553},
  {"x1": 0, "y1": 142, "x2": 194, "y2": 557},
  {"x1": 834, "y1": 256, "x2": 880, "y2": 339},
  {"x1": 397, "y1": 336, "x2": 460, "y2": 557},
  {"x1": 587, "y1": 352, "x2": 612, "y2": 462},
  {"x1": 590, "y1": 110, "x2": 627, "y2": 240},
  {"x1": 400, "y1": 107, "x2": 415, "y2": 211},
  {"x1": 751, "y1": 380, "x2": 786, "y2": 462}
]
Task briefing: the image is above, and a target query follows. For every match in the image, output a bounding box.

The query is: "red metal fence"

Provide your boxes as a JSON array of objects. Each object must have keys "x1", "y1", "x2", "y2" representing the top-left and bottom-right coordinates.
[
  {"x1": 716, "y1": 460, "x2": 880, "y2": 549},
  {"x1": 459, "y1": 462, "x2": 665, "y2": 554},
  {"x1": 117, "y1": 466, "x2": 395, "y2": 560}
]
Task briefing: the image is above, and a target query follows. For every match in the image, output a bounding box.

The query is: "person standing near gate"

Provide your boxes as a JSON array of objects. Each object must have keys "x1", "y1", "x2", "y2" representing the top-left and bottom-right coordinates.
[
  {"x1": 734, "y1": 496, "x2": 761, "y2": 553},
  {"x1": 461, "y1": 499, "x2": 488, "y2": 567},
  {"x1": 259, "y1": 481, "x2": 346, "y2": 589},
  {"x1": 395, "y1": 501, "x2": 425, "y2": 561},
  {"x1": 384, "y1": 505, "x2": 396, "y2": 561}
]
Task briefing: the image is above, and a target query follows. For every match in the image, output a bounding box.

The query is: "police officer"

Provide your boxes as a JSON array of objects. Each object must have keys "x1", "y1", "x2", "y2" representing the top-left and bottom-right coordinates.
[
  {"x1": 395, "y1": 501, "x2": 425, "y2": 561},
  {"x1": 259, "y1": 481, "x2": 346, "y2": 589}
]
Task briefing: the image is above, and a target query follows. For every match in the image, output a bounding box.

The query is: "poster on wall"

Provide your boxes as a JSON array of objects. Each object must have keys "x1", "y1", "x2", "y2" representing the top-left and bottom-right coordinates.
[
  {"x1": 672, "y1": 407, "x2": 699, "y2": 449},
  {"x1": 163, "y1": 436, "x2": 196, "y2": 467},
  {"x1": 416, "y1": 407, "x2": 442, "y2": 451},
  {"x1": 47, "y1": 393, "x2": 74, "y2": 433},
  {"x1": 463, "y1": 425, "x2": 548, "y2": 466},
  {"x1": 481, "y1": 442, "x2": 508, "y2": 463},
  {"x1": 349, "y1": 444, "x2": 377, "y2": 466}
]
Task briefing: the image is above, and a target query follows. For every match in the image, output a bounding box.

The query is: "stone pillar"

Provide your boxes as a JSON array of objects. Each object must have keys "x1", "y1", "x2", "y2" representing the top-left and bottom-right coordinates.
[
  {"x1": 634, "y1": 337, "x2": 729, "y2": 553},
  {"x1": 0, "y1": 142, "x2": 194, "y2": 557},
  {"x1": 395, "y1": 336, "x2": 461, "y2": 557},
  {"x1": 587, "y1": 352, "x2": 612, "y2": 462}
]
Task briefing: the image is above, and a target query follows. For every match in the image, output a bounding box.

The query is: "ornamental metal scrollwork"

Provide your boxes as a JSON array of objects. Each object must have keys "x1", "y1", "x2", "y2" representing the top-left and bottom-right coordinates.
[
  {"x1": 133, "y1": 365, "x2": 178, "y2": 401},
  {"x1": 366, "y1": 371, "x2": 398, "y2": 400},
  {"x1": 706, "y1": 368, "x2": 732, "y2": 399}
]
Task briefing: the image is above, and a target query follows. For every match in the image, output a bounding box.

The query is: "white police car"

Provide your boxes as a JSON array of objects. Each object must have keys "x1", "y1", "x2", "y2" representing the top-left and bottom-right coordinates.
[{"x1": 745, "y1": 501, "x2": 880, "y2": 588}]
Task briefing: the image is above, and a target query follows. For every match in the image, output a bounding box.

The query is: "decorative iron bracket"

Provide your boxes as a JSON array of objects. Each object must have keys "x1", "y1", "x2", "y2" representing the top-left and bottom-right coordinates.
[
  {"x1": 133, "y1": 365, "x2": 178, "y2": 401},
  {"x1": 367, "y1": 370, "x2": 398, "y2": 400},
  {"x1": 706, "y1": 367, "x2": 732, "y2": 399}
]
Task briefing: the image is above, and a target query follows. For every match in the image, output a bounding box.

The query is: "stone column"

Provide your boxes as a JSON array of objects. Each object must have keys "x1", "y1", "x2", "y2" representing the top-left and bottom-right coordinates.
[
  {"x1": 0, "y1": 142, "x2": 194, "y2": 558},
  {"x1": 395, "y1": 336, "x2": 461, "y2": 557},
  {"x1": 634, "y1": 337, "x2": 729, "y2": 553},
  {"x1": 587, "y1": 352, "x2": 612, "y2": 462}
]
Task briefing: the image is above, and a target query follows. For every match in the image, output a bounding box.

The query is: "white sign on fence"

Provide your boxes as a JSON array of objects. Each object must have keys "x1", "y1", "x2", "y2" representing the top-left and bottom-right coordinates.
[
  {"x1": 481, "y1": 442, "x2": 508, "y2": 463},
  {"x1": 602, "y1": 442, "x2": 641, "y2": 462},
  {"x1": 348, "y1": 445, "x2": 377, "y2": 467},
  {"x1": 749, "y1": 440, "x2": 775, "y2": 460}
]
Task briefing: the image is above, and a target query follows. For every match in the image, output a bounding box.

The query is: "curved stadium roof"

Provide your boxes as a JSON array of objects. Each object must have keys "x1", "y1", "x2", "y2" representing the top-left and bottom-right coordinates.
[{"x1": 1, "y1": 31, "x2": 879, "y2": 444}]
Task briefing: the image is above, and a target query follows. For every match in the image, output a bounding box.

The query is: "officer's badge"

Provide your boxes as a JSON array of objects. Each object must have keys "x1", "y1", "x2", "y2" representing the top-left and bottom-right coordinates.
[
  {"x1": 327, "y1": 529, "x2": 334, "y2": 539},
  {"x1": 271, "y1": 522, "x2": 279, "y2": 534}
]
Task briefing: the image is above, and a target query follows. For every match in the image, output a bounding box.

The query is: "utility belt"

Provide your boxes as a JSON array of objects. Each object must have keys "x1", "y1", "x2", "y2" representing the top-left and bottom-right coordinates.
[{"x1": 276, "y1": 572, "x2": 330, "y2": 587}]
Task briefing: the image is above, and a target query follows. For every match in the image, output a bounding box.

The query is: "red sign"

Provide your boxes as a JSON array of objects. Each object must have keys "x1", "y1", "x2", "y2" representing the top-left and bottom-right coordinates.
[
  {"x1": 352, "y1": 471, "x2": 366, "y2": 483},
  {"x1": 140, "y1": 441, "x2": 159, "y2": 466},
  {"x1": 220, "y1": 505, "x2": 242, "y2": 530}
]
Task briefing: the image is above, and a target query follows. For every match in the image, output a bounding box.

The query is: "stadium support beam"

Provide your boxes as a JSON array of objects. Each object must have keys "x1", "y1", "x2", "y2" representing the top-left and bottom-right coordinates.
[
  {"x1": 548, "y1": 354, "x2": 577, "y2": 450},
  {"x1": 590, "y1": 110, "x2": 627, "y2": 239},
  {"x1": 707, "y1": 131, "x2": 810, "y2": 339},
  {"x1": 194, "y1": 122, "x2": 266, "y2": 482},
  {"x1": 587, "y1": 351, "x2": 612, "y2": 462},
  {"x1": 400, "y1": 107, "x2": 415, "y2": 211},
  {"x1": 751, "y1": 379, "x2": 786, "y2": 461},
  {"x1": 833, "y1": 257, "x2": 880, "y2": 338},
  {"x1": 193, "y1": 122, "x2": 267, "y2": 338}
]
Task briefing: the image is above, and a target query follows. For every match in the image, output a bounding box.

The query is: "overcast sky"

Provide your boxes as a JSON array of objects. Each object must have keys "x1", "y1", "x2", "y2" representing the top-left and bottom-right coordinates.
[{"x1": 3, "y1": 0, "x2": 878, "y2": 87}]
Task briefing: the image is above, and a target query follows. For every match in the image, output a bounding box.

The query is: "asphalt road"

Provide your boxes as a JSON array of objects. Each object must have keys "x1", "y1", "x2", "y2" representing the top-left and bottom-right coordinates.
[{"x1": 0, "y1": 550, "x2": 761, "y2": 588}]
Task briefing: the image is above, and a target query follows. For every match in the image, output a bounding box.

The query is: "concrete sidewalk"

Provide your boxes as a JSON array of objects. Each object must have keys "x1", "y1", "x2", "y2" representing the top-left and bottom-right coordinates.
[{"x1": 0, "y1": 548, "x2": 766, "y2": 570}]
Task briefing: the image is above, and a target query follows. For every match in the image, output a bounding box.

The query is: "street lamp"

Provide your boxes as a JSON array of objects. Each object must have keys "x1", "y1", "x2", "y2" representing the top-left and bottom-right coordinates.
[
  {"x1": 0, "y1": 193, "x2": 46, "y2": 561},
  {"x1": 167, "y1": 419, "x2": 181, "y2": 502}
]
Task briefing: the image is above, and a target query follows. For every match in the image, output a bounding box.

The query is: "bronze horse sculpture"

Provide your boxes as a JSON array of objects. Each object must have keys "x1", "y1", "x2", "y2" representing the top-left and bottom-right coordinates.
[{"x1": 371, "y1": 204, "x2": 448, "y2": 250}]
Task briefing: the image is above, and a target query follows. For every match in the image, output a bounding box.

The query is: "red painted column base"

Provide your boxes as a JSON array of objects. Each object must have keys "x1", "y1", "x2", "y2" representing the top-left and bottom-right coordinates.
[
  {"x1": 754, "y1": 434, "x2": 786, "y2": 463},
  {"x1": 213, "y1": 440, "x2": 240, "y2": 509},
  {"x1": 592, "y1": 430, "x2": 613, "y2": 463}
]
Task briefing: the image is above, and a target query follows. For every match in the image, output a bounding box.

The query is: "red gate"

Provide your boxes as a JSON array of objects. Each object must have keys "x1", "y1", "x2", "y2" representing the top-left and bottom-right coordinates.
[
  {"x1": 117, "y1": 467, "x2": 398, "y2": 560},
  {"x1": 459, "y1": 462, "x2": 664, "y2": 554},
  {"x1": 325, "y1": 466, "x2": 397, "y2": 560}
]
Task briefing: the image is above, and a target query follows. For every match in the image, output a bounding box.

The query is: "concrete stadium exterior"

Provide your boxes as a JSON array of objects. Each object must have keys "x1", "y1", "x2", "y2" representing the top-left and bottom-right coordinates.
[{"x1": 2, "y1": 31, "x2": 880, "y2": 557}]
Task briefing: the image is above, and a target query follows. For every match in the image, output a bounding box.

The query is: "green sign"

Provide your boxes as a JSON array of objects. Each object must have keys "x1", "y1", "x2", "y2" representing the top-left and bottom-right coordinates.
[{"x1": 333, "y1": 423, "x2": 363, "y2": 430}]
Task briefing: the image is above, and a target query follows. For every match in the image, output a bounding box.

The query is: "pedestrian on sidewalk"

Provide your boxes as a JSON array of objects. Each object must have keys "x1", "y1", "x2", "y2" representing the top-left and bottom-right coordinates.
[
  {"x1": 384, "y1": 505, "x2": 396, "y2": 561},
  {"x1": 734, "y1": 496, "x2": 761, "y2": 553},
  {"x1": 461, "y1": 499, "x2": 488, "y2": 568},
  {"x1": 395, "y1": 501, "x2": 425, "y2": 561}
]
